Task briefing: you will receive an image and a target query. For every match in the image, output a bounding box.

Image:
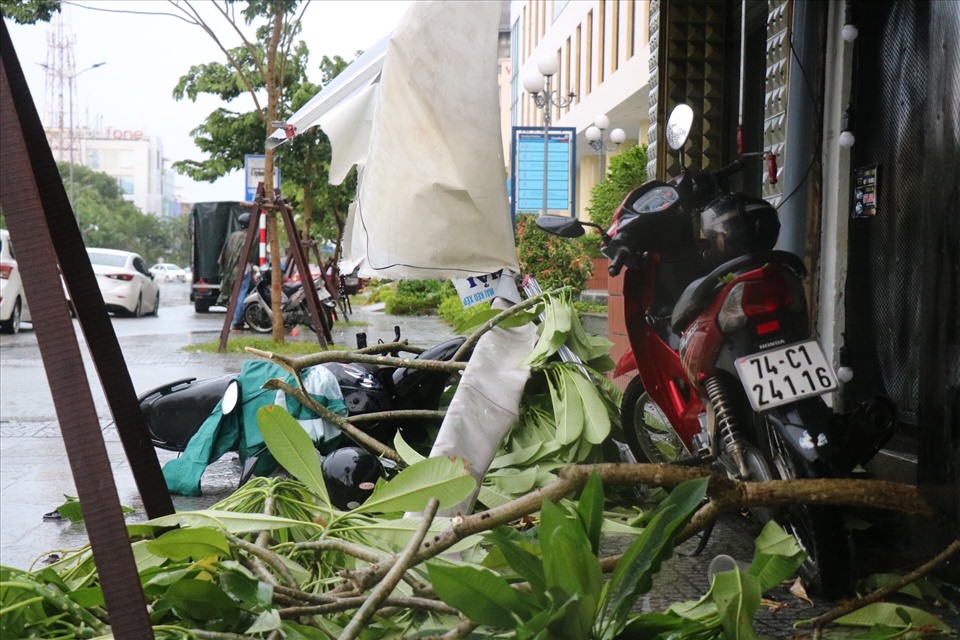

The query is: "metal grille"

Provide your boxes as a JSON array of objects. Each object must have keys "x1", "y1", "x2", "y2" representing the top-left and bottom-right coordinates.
[
  {"x1": 762, "y1": 0, "x2": 789, "y2": 206},
  {"x1": 847, "y1": 0, "x2": 929, "y2": 422},
  {"x1": 648, "y1": 1, "x2": 728, "y2": 180}
]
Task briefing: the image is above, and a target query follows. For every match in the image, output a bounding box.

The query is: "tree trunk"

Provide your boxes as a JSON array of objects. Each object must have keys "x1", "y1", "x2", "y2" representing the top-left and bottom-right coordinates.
[
  {"x1": 302, "y1": 143, "x2": 313, "y2": 238},
  {"x1": 265, "y1": 6, "x2": 284, "y2": 343}
]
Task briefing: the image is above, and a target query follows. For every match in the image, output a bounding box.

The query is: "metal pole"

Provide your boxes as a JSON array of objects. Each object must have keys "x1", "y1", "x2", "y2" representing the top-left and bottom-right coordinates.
[{"x1": 541, "y1": 74, "x2": 552, "y2": 215}]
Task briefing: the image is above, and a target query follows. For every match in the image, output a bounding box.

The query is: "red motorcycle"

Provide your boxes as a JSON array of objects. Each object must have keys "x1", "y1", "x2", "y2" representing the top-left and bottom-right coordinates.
[{"x1": 536, "y1": 104, "x2": 895, "y2": 596}]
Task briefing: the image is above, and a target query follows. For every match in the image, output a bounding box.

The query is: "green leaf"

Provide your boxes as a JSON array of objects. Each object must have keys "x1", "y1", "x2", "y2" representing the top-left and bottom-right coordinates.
[
  {"x1": 257, "y1": 404, "x2": 331, "y2": 509},
  {"x1": 70, "y1": 586, "x2": 105, "y2": 608},
  {"x1": 848, "y1": 624, "x2": 917, "y2": 640},
  {"x1": 246, "y1": 608, "x2": 281, "y2": 633},
  {"x1": 539, "y1": 499, "x2": 601, "y2": 601},
  {"x1": 393, "y1": 431, "x2": 426, "y2": 465},
  {"x1": 454, "y1": 307, "x2": 501, "y2": 334},
  {"x1": 487, "y1": 467, "x2": 540, "y2": 494},
  {"x1": 145, "y1": 510, "x2": 320, "y2": 534},
  {"x1": 55, "y1": 497, "x2": 85, "y2": 522},
  {"x1": 576, "y1": 471, "x2": 605, "y2": 557},
  {"x1": 486, "y1": 528, "x2": 548, "y2": 600},
  {"x1": 220, "y1": 570, "x2": 273, "y2": 610},
  {"x1": 164, "y1": 578, "x2": 239, "y2": 620},
  {"x1": 564, "y1": 367, "x2": 611, "y2": 445},
  {"x1": 356, "y1": 455, "x2": 476, "y2": 513},
  {"x1": 833, "y1": 603, "x2": 951, "y2": 631},
  {"x1": 428, "y1": 563, "x2": 534, "y2": 629},
  {"x1": 600, "y1": 478, "x2": 709, "y2": 635},
  {"x1": 712, "y1": 568, "x2": 762, "y2": 640},
  {"x1": 147, "y1": 526, "x2": 232, "y2": 561},
  {"x1": 748, "y1": 521, "x2": 805, "y2": 592},
  {"x1": 551, "y1": 368, "x2": 583, "y2": 445}
]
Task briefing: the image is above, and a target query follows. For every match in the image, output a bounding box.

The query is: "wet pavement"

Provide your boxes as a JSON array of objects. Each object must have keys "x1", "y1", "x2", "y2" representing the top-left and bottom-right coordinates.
[{"x1": 0, "y1": 282, "x2": 956, "y2": 635}]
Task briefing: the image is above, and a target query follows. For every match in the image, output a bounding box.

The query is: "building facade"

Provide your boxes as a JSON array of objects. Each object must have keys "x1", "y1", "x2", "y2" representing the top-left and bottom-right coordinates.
[
  {"x1": 45, "y1": 124, "x2": 180, "y2": 218},
  {"x1": 509, "y1": 0, "x2": 651, "y2": 217},
  {"x1": 513, "y1": 0, "x2": 958, "y2": 557}
]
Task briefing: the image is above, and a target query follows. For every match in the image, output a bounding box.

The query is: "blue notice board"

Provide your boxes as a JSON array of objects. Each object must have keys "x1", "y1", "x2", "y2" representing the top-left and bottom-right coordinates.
[{"x1": 510, "y1": 127, "x2": 577, "y2": 217}]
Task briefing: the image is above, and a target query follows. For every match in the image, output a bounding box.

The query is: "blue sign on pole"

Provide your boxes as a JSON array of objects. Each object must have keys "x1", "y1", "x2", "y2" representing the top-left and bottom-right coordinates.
[
  {"x1": 510, "y1": 126, "x2": 577, "y2": 217},
  {"x1": 244, "y1": 154, "x2": 280, "y2": 201}
]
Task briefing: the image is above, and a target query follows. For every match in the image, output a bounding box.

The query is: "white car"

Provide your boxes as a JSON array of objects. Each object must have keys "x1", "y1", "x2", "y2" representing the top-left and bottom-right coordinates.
[
  {"x1": 0, "y1": 229, "x2": 32, "y2": 334},
  {"x1": 86, "y1": 248, "x2": 160, "y2": 317},
  {"x1": 149, "y1": 263, "x2": 187, "y2": 282}
]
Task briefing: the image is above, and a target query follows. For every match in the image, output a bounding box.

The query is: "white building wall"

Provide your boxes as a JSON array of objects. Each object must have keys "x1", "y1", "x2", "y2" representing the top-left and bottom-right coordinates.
[
  {"x1": 48, "y1": 125, "x2": 175, "y2": 217},
  {"x1": 509, "y1": 0, "x2": 652, "y2": 218}
]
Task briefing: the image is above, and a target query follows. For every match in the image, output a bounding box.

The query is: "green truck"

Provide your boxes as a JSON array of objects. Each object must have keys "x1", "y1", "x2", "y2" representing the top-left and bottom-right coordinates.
[{"x1": 189, "y1": 201, "x2": 255, "y2": 313}]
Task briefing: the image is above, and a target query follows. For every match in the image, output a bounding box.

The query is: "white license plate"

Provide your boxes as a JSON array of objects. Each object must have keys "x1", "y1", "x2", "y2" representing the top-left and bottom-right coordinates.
[{"x1": 735, "y1": 340, "x2": 839, "y2": 411}]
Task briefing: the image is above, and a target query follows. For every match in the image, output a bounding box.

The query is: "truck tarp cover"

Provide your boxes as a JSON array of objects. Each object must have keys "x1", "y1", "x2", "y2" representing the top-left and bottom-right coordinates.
[{"x1": 191, "y1": 202, "x2": 251, "y2": 281}]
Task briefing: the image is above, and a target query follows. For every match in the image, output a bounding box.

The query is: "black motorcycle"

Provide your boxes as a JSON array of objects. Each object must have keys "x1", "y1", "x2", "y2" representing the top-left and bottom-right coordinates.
[
  {"x1": 138, "y1": 335, "x2": 466, "y2": 507},
  {"x1": 241, "y1": 267, "x2": 337, "y2": 333}
]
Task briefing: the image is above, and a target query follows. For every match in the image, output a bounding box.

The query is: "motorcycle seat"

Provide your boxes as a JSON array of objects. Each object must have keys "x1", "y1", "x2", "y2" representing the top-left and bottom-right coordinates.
[{"x1": 670, "y1": 250, "x2": 807, "y2": 332}]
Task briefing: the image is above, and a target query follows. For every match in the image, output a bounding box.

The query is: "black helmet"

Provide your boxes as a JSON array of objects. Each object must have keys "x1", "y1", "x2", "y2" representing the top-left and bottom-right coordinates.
[
  {"x1": 237, "y1": 212, "x2": 251, "y2": 228},
  {"x1": 700, "y1": 194, "x2": 779, "y2": 262},
  {"x1": 321, "y1": 447, "x2": 386, "y2": 510}
]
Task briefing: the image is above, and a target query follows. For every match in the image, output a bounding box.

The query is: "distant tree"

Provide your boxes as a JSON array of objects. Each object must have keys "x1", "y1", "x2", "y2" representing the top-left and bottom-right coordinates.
[
  {"x1": 585, "y1": 144, "x2": 650, "y2": 232},
  {"x1": 168, "y1": 0, "x2": 309, "y2": 341},
  {"x1": 279, "y1": 55, "x2": 358, "y2": 264},
  {"x1": 0, "y1": 0, "x2": 60, "y2": 24},
  {"x1": 62, "y1": 163, "x2": 188, "y2": 265}
]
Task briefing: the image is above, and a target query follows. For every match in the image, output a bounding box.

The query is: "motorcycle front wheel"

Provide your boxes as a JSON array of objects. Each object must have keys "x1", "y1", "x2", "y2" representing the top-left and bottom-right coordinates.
[
  {"x1": 244, "y1": 302, "x2": 272, "y2": 333},
  {"x1": 621, "y1": 376, "x2": 689, "y2": 463},
  {"x1": 759, "y1": 414, "x2": 851, "y2": 598}
]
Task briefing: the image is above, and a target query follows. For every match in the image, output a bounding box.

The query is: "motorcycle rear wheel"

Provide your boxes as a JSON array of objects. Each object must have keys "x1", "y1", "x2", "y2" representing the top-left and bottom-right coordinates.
[
  {"x1": 244, "y1": 303, "x2": 272, "y2": 333},
  {"x1": 621, "y1": 376, "x2": 689, "y2": 463},
  {"x1": 759, "y1": 416, "x2": 852, "y2": 597}
]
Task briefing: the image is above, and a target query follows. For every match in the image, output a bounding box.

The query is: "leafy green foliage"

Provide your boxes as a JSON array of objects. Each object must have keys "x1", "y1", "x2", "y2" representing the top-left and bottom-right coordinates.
[
  {"x1": 515, "y1": 215, "x2": 594, "y2": 294},
  {"x1": 384, "y1": 279, "x2": 448, "y2": 315},
  {"x1": 586, "y1": 144, "x2": 650, "y2": 232},
  {"x1": 0, "y1": 0, "x2": 60, "y2": 24}
]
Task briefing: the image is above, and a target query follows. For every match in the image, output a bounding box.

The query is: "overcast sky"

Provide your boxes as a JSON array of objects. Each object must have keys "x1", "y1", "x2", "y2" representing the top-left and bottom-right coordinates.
[{"x1": 4, "y1": 0, "x2": 412, "y2": 203}]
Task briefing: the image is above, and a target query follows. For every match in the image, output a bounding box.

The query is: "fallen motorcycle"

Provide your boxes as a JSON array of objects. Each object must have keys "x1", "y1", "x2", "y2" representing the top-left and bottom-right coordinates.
[
  {"x1": 137, "y1": 333, "x2": 466, "y2": 506},
  {"x1": 535, "y1": 103, "x2": 895, "y2": 597}
]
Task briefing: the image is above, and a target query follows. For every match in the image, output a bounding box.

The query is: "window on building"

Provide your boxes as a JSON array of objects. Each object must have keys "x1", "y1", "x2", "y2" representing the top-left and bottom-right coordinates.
[
  {"x1": 612, "y1": 0, "x2": 620, "y2": 72},
  {"x1": 118, "y1": 177, "x2": 134, "y2": 195},
  {"x1": 598, "y1": 1, "x2": 606, "y2": 85},
  {"x1": 575, "y1": 24, "x2": 582, "y2": 103},
  {"x1": 586, "y1": 10, "x2": 593, "y2": 95},
  {"x1": 554, "y1": 0, "x2": 569, "y2": 20},
  {"x1": 628, "y1": 0, "x2": 636, "y2": 59},
  {"x1": 511, "y1": 18, "x2": 520, "y2": 128},
  {"x1": 564, "y1": 36, "x2": 572, "y2": 113},
  {"x1": 86, "y1": 149, "x2": 99, "y2": 169},
  {"x1": 524, "y1": 5, "x2": 529, "y2": 60}
]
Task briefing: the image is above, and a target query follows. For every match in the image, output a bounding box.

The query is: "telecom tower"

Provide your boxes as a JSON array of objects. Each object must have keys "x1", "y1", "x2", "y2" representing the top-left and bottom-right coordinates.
[{"x1": 42, "y1": 13, "x2": 77, "y2": 164}]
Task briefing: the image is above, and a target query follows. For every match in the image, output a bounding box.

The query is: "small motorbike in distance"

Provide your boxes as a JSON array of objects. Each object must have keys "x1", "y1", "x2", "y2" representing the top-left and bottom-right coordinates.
[
  {"x1": 535, "y1": 103, "x2": 895, "y2": 597},
  {"x1": 241, "y1": 267, "x2": 337, "y2": 334}
]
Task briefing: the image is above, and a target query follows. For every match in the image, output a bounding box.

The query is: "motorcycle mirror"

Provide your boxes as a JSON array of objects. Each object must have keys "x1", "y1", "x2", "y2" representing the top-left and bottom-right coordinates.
[
  {"x1": 666, "y1": 104, "x2": 694, "y2": 151},
  {"x1": 222, "y1": 379, "x2": 241, "y2": 415},
  {"x1": 535, "y1": 214, "x2": 586, "y2": 238}
]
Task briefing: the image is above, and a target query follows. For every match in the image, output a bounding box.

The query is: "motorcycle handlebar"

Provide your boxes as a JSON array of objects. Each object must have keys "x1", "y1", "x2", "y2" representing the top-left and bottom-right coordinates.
[
  {"x1": 608, "y1": 246, "x2": 630, "y2": 277},
  {"x1": 713, "y1": 159, "x2": 745, "y2": 180}
]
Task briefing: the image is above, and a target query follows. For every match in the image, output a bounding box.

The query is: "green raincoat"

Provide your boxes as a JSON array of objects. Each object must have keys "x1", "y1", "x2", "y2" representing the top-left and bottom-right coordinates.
[{"x1": 162, "y1": 360, "x2": 347, "y2": 496}]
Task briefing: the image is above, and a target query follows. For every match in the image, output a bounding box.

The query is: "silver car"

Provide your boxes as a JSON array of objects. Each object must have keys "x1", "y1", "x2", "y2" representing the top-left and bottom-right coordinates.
[{"x1": 86, "y1": 248, "x2": 160, "y2": 317}]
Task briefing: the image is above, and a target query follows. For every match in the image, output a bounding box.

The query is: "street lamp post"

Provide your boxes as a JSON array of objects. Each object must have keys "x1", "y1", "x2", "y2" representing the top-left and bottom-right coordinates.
[
  {"x1": 68, "y1": 62, "x2": 106, "y2": 207},
  {"x1": 523, "y1": 54, "x2": 575, "y2": 215},
  {"x1": 585, "y1": 115, "x2": 625, "y2": 182}
]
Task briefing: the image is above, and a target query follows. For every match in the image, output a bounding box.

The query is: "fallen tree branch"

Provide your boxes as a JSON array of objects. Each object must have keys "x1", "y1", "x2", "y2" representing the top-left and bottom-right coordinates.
[
  {"x1": 340, "y1": 498, "x2": 440, "y2": 640},
  {"x1": 450, "y1": 289, "x2": 556, "y2": 362},
  {"x1": 338, "y1": 464, "x2": 933, "y2": 592},
  {"x1": 246, "y1": 347, "x2": 466, "y2": 377},
  {"x1": 263, "y1": 378, "x2": 403, "y2": 464},
  {"x1": 803, "y1": 538, "x2": 960, "y2": 633}
]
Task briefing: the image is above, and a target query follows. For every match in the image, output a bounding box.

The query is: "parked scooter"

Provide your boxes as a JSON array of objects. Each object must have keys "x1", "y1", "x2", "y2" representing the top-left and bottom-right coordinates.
[
  {"x1": 241, "y1": 266, "x2": 337, "y2": 333},
  {"x1": 535, "y1": 104, "x2": 895, "y2": 596}
]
